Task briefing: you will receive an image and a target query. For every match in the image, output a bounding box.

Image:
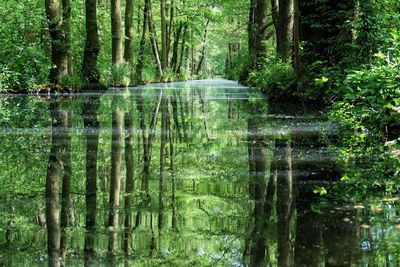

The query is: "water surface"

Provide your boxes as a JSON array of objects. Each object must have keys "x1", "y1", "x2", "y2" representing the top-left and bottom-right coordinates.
[{"x1": 0, "y1": 79, "x2": 399, "y2": 266}]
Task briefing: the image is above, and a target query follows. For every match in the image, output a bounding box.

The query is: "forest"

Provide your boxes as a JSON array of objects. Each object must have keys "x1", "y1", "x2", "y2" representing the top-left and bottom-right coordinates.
[{"x1": 0, "y1": 0, "x2": 399, "y2": 266}]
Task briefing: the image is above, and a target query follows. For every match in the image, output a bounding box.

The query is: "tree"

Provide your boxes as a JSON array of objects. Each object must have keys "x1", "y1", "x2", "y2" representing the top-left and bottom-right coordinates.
[
  {"x1": 45, "y1": 0, "x2": 69, "y2": 84},
  {"x1": 82, "y1": 0, "x2": 101, "y2": 85},
  {"x1": 111, "y1": 0, "x2": 123, "y2": 64},
  {"x1": 276, "y1": 0, "x2": 294, "y2": 60}
]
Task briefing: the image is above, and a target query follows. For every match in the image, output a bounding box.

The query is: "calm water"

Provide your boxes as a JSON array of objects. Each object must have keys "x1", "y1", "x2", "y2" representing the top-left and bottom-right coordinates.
[{"x1": 0, "y1": 79, "x2": 399, "y2": 266}]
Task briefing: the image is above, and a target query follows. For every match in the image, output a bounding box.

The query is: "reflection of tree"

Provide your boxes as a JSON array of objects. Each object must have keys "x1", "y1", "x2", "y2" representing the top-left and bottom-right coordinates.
[
  {"x1": 108, "y1": 98, "x2": 124, "y2": 254},
  {"x1": 124, "y1": 97, "x2": 135, "y2": 255},
  {"x1": 82, "y1": 95, "x2": 101, "y2": 263},
  {"x1": 46, "y1": 100, "x2": 71, "y2": 267},
  {"x1": 276, "y1": 138, "x2": 295, "y2": 267}
]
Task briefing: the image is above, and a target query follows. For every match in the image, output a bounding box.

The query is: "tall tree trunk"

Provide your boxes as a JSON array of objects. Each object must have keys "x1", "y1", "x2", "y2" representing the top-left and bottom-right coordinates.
[
  {"x1": 167, "y1": 0, "x2": 175, "y2": 66},
  {"x1": 45, "y1": 0, "x2": 69, "y2": 84},
  {"x1": 111, "y1": 0, "x2": 123, "y2": 64},
  {"x1": 82, "y1": 0, "x2": 101, "y2": 84},
  {"x1": 171, "y1": 22, "x2": 183, "y2": 72},
  {"x1": 160, "y1": 0, "x2": 168, "y2": 71},
  {"x1": 135, "y1": 0, "x2": 149, "y2": 84},
  {"x1": 277, "y1": 0, "x2": 294, "y2": 60},
  {"x1": 108, "y1": 102, "x2": 124, "y2": 254},
  {"x1": 149, "y1": 0, "x2": 163, "y2": 77},
  {"x1": 61, "y1": 0, "x2": 72, "y2": 75},
  {"x1": 196, "y1": 20, "x2": 210, "y2": 75},
  {"x1": 124, "y1": 99, "x2": 135, "y2": 255},
  {"x1": 293, "y1": 0, "x2": 301, "y2": 89},
  {"x1": 176, "y1": 24, "x2": 188, "y2": 74},
  {"x1": 248, "y1": 0, "x2": 269, "y2": 70},
  {"x1": 46, "y1": 101, "x2": 68, "y2": 267},
  {"x1": 124, "y1": 0, "x2": 135, "y2": 81}
]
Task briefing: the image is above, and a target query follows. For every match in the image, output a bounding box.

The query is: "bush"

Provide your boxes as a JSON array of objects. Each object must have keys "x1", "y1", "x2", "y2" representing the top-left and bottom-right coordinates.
[{"x1": 247, "y1": 59, "x2": 295, "y2": 100}]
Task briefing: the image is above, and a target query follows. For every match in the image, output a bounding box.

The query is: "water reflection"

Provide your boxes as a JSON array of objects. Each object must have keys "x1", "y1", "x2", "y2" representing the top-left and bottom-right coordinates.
[{"x1": 0, "y1": 80, "x2": 398, "y2": 266}]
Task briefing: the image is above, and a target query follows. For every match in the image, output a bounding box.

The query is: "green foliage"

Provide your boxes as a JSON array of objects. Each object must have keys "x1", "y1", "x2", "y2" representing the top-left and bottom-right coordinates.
[
  {"x1": 107, "y1": 62, "x2": 132, "y2": 87},
  {"x1": 247, "y1": 59, "x2": 295, "y2": 99},
  {"x1": 0, "y1": 1, "x2": 50, "y2": 90}
]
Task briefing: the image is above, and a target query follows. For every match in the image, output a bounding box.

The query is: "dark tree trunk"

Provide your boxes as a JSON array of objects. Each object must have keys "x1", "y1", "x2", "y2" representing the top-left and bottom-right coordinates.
[
  {"x1": 277, "y1": 0, "x2": 294, "y2": 60},
  {"x1": 45, "y1": 0, "x2": 69, "y2": 84},
  {"x1": 176, "y1": 24, "x2": 188, "y2": 74},
  {"x1": 160, "y1": 0, "x2": 168, "y2": 71},
  {"x1": 82, "y1": 0, "x2": 101, "y2": 84},
  {"x1": 61, "y1": 0, "x2": 72, "y2": 75},
  {"x1": 171, "y1": 22, "x2": 184, "y2": 72},
  {"x1": 135, "y1": 0, "x2": 149, "y2": 84},
  {"x1": 196, "y1": 20, "x2": 210, "y2": 75},
  {"x1": 111, "y1": 0, "x2": 123, "y2": 64}
]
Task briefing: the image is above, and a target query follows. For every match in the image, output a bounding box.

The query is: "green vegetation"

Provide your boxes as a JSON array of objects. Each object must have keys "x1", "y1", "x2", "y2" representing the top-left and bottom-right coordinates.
[{"x1": 0, "y1": 0, "x2": 400, "y2": 265}]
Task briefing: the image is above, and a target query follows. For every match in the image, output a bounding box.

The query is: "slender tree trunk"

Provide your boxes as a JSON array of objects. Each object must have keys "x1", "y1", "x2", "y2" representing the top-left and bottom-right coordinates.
[
  {"x1": 46, "y1": 101, "x2": 67, "y2": 267},
  {"x1": 149, "y1": 0, "x2": 163, "y2": 77},
  {"x1": 61, "y1": 0, "x2": 72, "y2": 75},
  {"x1": 45, "y1": 0, "x2": 69, "y2": 84},
  {"x1": 124, "y1": 0, "x2": 135, "y2": 81},
  {"x1": 176, "y1": 24, "x2": 188, "y2": 74},
  {"x1": 111, "y1": 0, "x2": 123, "y2": 64},
  {"x1": 171, "y1": 22, "x2": 183, "y2": 72},
  {"x1": 196, "y1": 20, "x2": 210, "y2": 75},
  {"x1": 108, "y1": 102, "x2": 124, "y2": 254},
  {"x1": 82, "y1": 0, "x2": 101, "y2": 84},
  {"x1": 167, "y1": 0, "x2": 175, "y2": 66},
  {"x1": 135, "y1": 0, "x2": 149, "y2": 84},
  {"x1": 293, "y1": 0, "x2": 301, "y2": 89},
  {"x1": 160, "y1": 0, "x2": 168, "y2": 71},
  {"x1": 124, "y1": 99, "x2": 135, "y2": 255}
]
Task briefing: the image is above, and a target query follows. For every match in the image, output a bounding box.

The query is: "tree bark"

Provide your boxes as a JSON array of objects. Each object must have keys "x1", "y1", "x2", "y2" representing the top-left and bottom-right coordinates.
[
  {"x1": 61, "y1": 0, "x2": 72, "y2": 75},
  {"x1": 149, "y1": 0, "x2": 163, "y2": 77},
  {"x1": 293, "y1": 0, "x2": 301, "y2": 89},
  {"x1": 45, "y1": 0, "x2": 69, "y2": 84},
  {"x1": 277, "y1": 0, "x2": 294, "y2": 60},
  {"x1": 160, "y1": 0, "x2": 168, "y2": 71},
  {"x1": 135, "y1": 0, "x2": 149, "y2": 84},
  {"x1": 82, "y1": 0, "x2": 101, "y2": 84},
  {"x1": 195, "y1": 20, "x2": 210, "y2": 75},
  {"x1": 171, "y1": 22, "x2": 184, "y2": 72},
  {"x1": 124, "y1": 0, "x2": 135, "y2": 80},
  {"x1": 111, "y1": 0, "x2": 123, "y2": 64}
]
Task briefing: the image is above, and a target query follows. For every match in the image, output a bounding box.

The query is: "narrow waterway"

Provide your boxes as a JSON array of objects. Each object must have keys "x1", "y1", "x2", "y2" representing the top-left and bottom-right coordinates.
[{"x1": 0, "y1": 79, "x2": 399, "y2": 266}]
